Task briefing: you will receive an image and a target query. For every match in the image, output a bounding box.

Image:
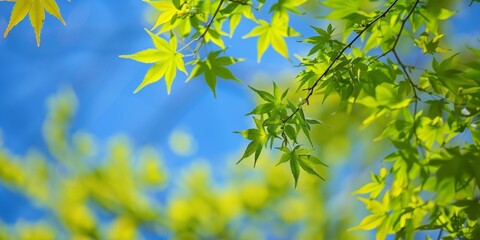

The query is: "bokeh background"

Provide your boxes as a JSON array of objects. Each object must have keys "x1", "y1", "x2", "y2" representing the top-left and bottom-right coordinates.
[{"x1": 0, "y1": 0, "x2": 479, "y2": 239}]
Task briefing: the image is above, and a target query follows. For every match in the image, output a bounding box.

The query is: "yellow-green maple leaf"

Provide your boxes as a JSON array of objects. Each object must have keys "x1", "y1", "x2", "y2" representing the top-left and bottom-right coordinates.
[
  {"x1": 120, "y1": 29, "x2": 187, "y2": 94},
  {"x1": 228, "y1": 4, "x2": 257, "y2": 38},
  {"x1": 243, "y1": 17, "x2": 298, "y2": 62},
  {"x1": 271, "y1": 0, "x2": 308, "y2": 22},
  {"x1": 145, "y1": 0, "x2": 178, "y2": 31},
  {"x1": 3, "y1": 0, "x2": 66, "y2": 46}
]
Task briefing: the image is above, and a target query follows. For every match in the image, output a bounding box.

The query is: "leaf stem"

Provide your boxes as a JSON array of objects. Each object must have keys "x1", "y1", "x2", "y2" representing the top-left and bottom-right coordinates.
[{"x1": 177, "y1": 0, "x2": 225, "y2": 53}]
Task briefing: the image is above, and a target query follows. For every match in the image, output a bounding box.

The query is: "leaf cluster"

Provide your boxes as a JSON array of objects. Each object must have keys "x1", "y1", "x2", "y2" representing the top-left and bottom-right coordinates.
[
  {"x1": 121, "y1": 0, "x2": 305, "y2": 94},
  {"x1": 236, "y1": 83, "x2": 327, "y2": 187}
]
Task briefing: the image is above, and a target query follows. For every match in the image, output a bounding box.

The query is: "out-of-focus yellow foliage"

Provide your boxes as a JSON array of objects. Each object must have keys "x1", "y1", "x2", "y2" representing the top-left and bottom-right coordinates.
[
  {"x1": 0, "y1": 89, "x2": 366, "y2": 239},
  {"x1": 16, "y1": 221, "x2": 55, "y2": 240}
]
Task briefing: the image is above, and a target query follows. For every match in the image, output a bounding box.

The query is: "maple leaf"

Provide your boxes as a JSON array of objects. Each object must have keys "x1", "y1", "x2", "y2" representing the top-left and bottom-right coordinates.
[
  {"x1": 242, "y1": 17, "x2": 298, "y2": 62},
  {"x1": 270, "y1": 0, "x2": 307, "y2": 21},
  {"x1": 187, "y1": 50, "x2": 242, "y2": 97},
  {"x1": 144, "y1": 0, "x2": 178, "y2": 31},
  {"x1": 3, "y1": 0, "x2": 66, "y2": 46},
  {"x1": 120, "y1": 29, "x2": 187, "y2": 94}
]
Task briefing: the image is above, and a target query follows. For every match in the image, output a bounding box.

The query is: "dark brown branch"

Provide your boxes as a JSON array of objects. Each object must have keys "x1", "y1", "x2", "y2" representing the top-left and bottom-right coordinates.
[
  {"x1": 282, "y1": 0, "x2": 400, "y2": 125},
  {"x1": 436, "y1": 229, "x2": 443, "y2": 240},
  {"x1": 375, "y1": 0, "x2": 420, "y2": 60},
  {"x1": 375, "y1": 0, "x2": 421, "y2": 140},
  {"x1": 177, "y1": 0, "x2": 225, "y2": 53},
  {"x1": 393, "y1": 49, "x2": 420, "y2": 139}
]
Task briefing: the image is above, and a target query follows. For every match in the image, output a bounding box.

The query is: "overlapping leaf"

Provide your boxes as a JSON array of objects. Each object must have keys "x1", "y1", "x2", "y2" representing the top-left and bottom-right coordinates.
[
  {"x1": 270, "y1": 0, "x2": 307, "y2": 22},
  {"x1": 276, "y1": 146, "x2": 327, "y2": 187},
  {"x1": 238, "y1": 83, "x2": 327, "y2": 187},
  {"x1": 145, "y1": 0, "x2": 179, "y2": 31},
  {"x1": 187, "y1": 50, "x2": 242, "y2": 97}
]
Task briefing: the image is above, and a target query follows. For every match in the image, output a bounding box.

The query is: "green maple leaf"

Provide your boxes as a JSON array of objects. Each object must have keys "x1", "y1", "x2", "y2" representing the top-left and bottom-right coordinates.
[
  {"x1": 243, "y1": 17, "x2": 298, "y2": 62},
  {"x1": 120, "y1": 29, "x2": 187, "y2": 94},
  {"x1": 235, "y1": 117, "x2": 267, "y2": 167},
  {"x1": 276, "y1": 147, "x2": 327, "y2": 187},
  {"x1": 187, "y1": 51, "x2": 242, "y2": 97}
]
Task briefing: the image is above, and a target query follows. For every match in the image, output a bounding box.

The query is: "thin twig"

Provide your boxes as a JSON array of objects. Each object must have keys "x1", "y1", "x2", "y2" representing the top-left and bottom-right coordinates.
[
  {"x1": 436, "y1": 229, "x2": 443, "y2": 240},
  {"x1": 375, "y1": 0, "x2": 420, "y2": 60},
  {"x1": 176, "y1": 0, "x2": 225, "y2": 53},
  {"x1": 282, "y1": 0, "x2": 400, "y2": 125},
  {"x1": 380, "y1": 0, "x2": 421, "y2": 141},
  {"x1": 404, "y1": 64, "x2": 429, "y2": 71},
  {"x1": 393, "y1": 49, "x2": 420, "y2": 140}
]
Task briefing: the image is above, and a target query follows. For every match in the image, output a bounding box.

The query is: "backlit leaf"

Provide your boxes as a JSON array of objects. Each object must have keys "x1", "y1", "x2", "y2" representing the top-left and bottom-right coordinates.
[
  {"x1": 120, "y1": 29, "x2": 186, "y2": 94},
  {"x1": 243, "y1": 17, "x2": 293, "y2": 62},
  {"x1": 4, "y1": 0, "x2": 66, "y2": 46},
  {"x1": 186, "y1": 51, "x2": 242, "y2": 97},
  {"x1": 349, "y1": 214, "x2": 386, "y2": 231}
]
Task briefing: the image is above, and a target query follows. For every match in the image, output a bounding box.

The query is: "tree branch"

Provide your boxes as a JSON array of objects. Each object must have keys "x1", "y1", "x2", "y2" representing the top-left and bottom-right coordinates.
[
  {"x1": 375, "y1": 0, "x2": 420, "y2": 60},
  {"x1": 176, "y1": 0, "x2": 225, "y2": 53},
  {"x1": 376, "y1": 0, "x2": 421, "y2": 140},
  {"x1": 392, "y1": 49, "x2": 420, "y2": 139},
  {"x1": 282, "y1": 0, "x2": 400, "y2": 125},
  {"x1": 436, "y1": 229, "x2": 443, "y2": 240}
]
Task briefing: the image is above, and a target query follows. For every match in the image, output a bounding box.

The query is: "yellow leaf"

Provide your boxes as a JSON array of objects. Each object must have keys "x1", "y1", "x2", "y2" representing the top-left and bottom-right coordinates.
[
  {"x1": 119, "y1": 49, "x2": 166, "y2": 63},
  {"x1": 348, "y1": 214, "x2": 386, "y2": 231},
  {"x1": 144, "y1": 0, "x2": 178, "y2": 30},
  {"x1": 164, "y1": 59, "x2": 177, "y2": 94},
  {"x1": 134, "y1": 62, "x2": 168, "y2": 94},
  {"x1": 4, "y1": 0, "x2": 66, "y2": 46},
  {"x1": 257, "y1": 32, "x2": 269, "y2": 62},
  {"x1": 175, "y1": 54, "x2": 187, "y2": 74},
  {"x1": 4, "y1": 0, "x2": 32, "y2": 38},
  {"x1": 42, "y1": 0, "x2": 66, "y2": 24},
  {"x1": 30, "y1": 0, "x2": 46, "y2": 46},
  {"x1": 229, "y1": 14, "x2": 242, "y2": 38},
  {"x1": 242, "y1": 18, "x2": 291, "y2": 62},
  {"x1": 438, "y1": 8, "x2": 456, "y2": 20},
  {"x1": 270, "y1": 30, "x2": 288, "y2": 59},
  {"x1": 145, "y1": 28, "x2": 172, "y2": 51},
  {"x1": 123, "y1": 30, "x2": 186, "y2": 94},
  {"x1": 352, "y1": 182, "x2": 382, "y2": 195}
]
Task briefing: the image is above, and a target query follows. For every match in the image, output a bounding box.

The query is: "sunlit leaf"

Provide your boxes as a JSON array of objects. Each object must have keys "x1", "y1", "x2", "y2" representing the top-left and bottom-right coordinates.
[
  {"x1": 187, "y1": 51, "x2": 242, "y2": 97},
  {"x1": 4, "y1": 0, "x2": 66, "y2": 46},
  {"x1": 243, "y1": 17, "x2": 294, "y2": 62},
  {"x1": 349, "y1": 214, "x2": 386, "y2": 231},
  {"x1": 120, "y1": 29, "x2": 187, "y2": 94}
]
